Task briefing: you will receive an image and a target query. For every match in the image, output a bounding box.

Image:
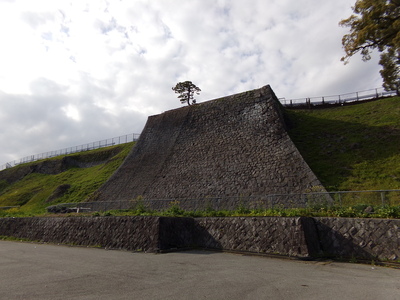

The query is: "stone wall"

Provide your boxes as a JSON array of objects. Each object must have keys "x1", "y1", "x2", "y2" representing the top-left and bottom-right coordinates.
[
  {"x1": 0, "y1": 216, "x2": 162, "y2": 252},
  {"x1": 0, "y1": 216, "x2": 398, "y2": 261},
  {"x1": 194, "y1": 217, "x2": 320, "y2": 257},
  {"x1": 315, "y1": 217, "x2": 400, "y2": 260},
  {"x1": 94, "y1": 85, "x2": 323, "y2": 207}
]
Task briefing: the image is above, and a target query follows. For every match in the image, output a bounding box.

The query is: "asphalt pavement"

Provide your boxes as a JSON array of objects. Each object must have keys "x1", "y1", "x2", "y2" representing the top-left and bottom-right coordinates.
[{"x1": 0, "y1": 240, "x2": 399, "y2": 300}]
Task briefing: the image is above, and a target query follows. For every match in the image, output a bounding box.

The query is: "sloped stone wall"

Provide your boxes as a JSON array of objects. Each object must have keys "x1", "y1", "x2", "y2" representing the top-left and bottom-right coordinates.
[{"x1": 95, "y1": 85, "x2": 323, "y2": 206}]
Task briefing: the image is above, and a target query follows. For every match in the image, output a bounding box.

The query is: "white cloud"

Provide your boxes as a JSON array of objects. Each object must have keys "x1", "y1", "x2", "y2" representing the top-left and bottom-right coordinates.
[{"x1": 0, "y1": 0, "x2": 386, "y2": 165}]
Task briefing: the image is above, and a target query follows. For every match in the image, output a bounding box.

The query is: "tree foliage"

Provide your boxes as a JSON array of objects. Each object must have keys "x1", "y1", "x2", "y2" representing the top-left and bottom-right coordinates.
[
  {"x1": 172, "y1": 81, "x2": 201, "y2": 105},
  {"x1": 340, "y1": 0, "x2": 400, "y2": 94}
]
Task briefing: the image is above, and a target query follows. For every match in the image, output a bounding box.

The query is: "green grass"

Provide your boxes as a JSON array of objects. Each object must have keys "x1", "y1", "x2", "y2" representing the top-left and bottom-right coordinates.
[
  {"x1": 24, "y1": 202, "x2": 398, "y2": 219},
  {"x1": 286, "y1": 97, "x2": 400, "y2": 191},
  {"x1": 0, "y1": 143, "x2": 134, "y2": 214}
]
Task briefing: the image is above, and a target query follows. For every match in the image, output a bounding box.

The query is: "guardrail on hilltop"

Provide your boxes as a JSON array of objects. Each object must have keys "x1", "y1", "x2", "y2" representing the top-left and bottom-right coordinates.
[
  {"x1": 280, "y1": 87, "x2": 398, "y2": 107},
  {"x1": 0, "y1": 133, "x2": 140, "y2": 171}
]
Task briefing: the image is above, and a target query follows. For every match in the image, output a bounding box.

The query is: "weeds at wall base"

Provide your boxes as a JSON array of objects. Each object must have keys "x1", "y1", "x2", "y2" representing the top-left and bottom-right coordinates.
[
  {"x1": 0, "y1": 236, "x2": 40, "y2": 243},
  {"x1": 86, "y1": 203, "x2": 400, "y2": 219},
  {"x1": 1, "y1": 201, "x2": 400, "y2": 219},
  {"x1": 312, "y1": 254, "x2": 400, "y2": 269}
]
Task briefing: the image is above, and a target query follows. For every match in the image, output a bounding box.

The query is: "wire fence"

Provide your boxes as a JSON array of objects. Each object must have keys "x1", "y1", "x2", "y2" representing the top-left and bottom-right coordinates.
[
  {"x1": 0, "y1": 133, "x2": 140, "y2": 171},
  {"x1": 45, "y1": 189, "x2": 400, "y2": 213},
  {"x1": 279, "y1": 87, "x2": 398, "y2": 108}
]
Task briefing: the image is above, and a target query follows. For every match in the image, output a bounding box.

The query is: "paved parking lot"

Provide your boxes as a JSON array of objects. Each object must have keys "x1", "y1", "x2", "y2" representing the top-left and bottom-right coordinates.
[{"x1": 0, "y1": 240, "x2": 399, "y2": 300}]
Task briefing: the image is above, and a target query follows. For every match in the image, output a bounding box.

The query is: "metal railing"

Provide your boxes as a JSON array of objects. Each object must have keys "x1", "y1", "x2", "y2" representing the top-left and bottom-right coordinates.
[
  {"x1": 46, "y1": 189, "x2": 400, "y2": 213},
  {"x1": 280, "y1": 87, "x2": 398, "y2": 107},
  {"x1": 0, "y1": 133, "x2": 140, "y2": 171}
]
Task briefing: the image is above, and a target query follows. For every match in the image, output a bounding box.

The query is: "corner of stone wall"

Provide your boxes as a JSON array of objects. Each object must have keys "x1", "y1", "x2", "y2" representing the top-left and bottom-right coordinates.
[
  {"x1": 298, "y1": 217, "x2": 321, "y2": 257},
  {"x1": 157, "y1": 217, "x2": 195, "y2": 251}
]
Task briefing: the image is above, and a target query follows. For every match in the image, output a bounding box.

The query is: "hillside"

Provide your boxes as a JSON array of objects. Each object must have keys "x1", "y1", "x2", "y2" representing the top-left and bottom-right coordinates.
[
  {"x1": 0, "y1": 143, "x2": 134, "y2": 215},
  {"x1": 286, "y1": 96, "x2": 400, "y2": 191}
]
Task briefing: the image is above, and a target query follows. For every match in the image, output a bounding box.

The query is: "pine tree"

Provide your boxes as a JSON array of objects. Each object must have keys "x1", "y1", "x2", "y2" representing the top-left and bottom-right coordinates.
[{"x1": 172, "y1": 81, "x2": 201, "y2": 105}]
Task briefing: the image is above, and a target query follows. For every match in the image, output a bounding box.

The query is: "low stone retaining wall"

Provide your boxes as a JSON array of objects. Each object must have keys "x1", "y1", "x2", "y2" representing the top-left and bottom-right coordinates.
[
  {"x1": 194, "y1": 217, "x2": 319, "y2": 257},
  {"x1": 0, "y1": 216, "x2": 398, "y2": 261},
  {"x1": 0, "y1": 216, "x2": 178, "y2": 252},
  {"x1": 315, "y1": 217, "x2": 400, "y2": 260}
]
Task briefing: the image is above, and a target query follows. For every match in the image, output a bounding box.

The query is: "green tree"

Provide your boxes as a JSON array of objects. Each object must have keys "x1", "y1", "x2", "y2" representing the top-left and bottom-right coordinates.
[
  {"x1": 340, "y1": 0, "x2": 400, "y2": 95},
  {"x1": 172, "y1": 81, "x2": 201, "y2": 105}
]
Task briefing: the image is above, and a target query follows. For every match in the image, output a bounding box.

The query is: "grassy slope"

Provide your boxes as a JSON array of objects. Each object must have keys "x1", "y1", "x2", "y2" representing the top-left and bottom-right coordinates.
[
  {"x1": 286, "y1": 97, "x2": 400, "y2": 191},
  {"x1": 0, "y1": 142, "x2": 134, "y2": 214}
]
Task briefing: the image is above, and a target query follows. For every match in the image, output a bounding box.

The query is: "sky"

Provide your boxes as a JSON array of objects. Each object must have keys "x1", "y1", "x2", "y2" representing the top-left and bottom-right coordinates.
[{"x1": 0, "y1": 0, "x2": 384, "y2": 165}]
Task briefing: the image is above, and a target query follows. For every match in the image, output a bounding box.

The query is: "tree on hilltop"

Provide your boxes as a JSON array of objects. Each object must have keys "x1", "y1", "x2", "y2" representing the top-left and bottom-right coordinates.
[
  {"x1": 340, "y1": 0, "x2": 399, "y2": 95},
  {"x1": 172, "y1": 81, "x2": 201, "y2": 106}
]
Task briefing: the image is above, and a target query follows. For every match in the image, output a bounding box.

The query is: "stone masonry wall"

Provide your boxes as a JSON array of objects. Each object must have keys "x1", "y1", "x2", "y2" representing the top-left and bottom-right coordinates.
[
  {"x1": 194, "y1": 217, "x2": 320, "y2": 257},
  {"x1": 315, "y1": 217, "x2": 400, "y2": 260},
  {"x1": 0, "y1": 216, "x2": 398, "y2": 261},
  {"x1": 0, "y1": 216, "x2": 161, "y2": 252},
  {"x1": 95, "y1": 85, "x2": 323, "y2": 206}
]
